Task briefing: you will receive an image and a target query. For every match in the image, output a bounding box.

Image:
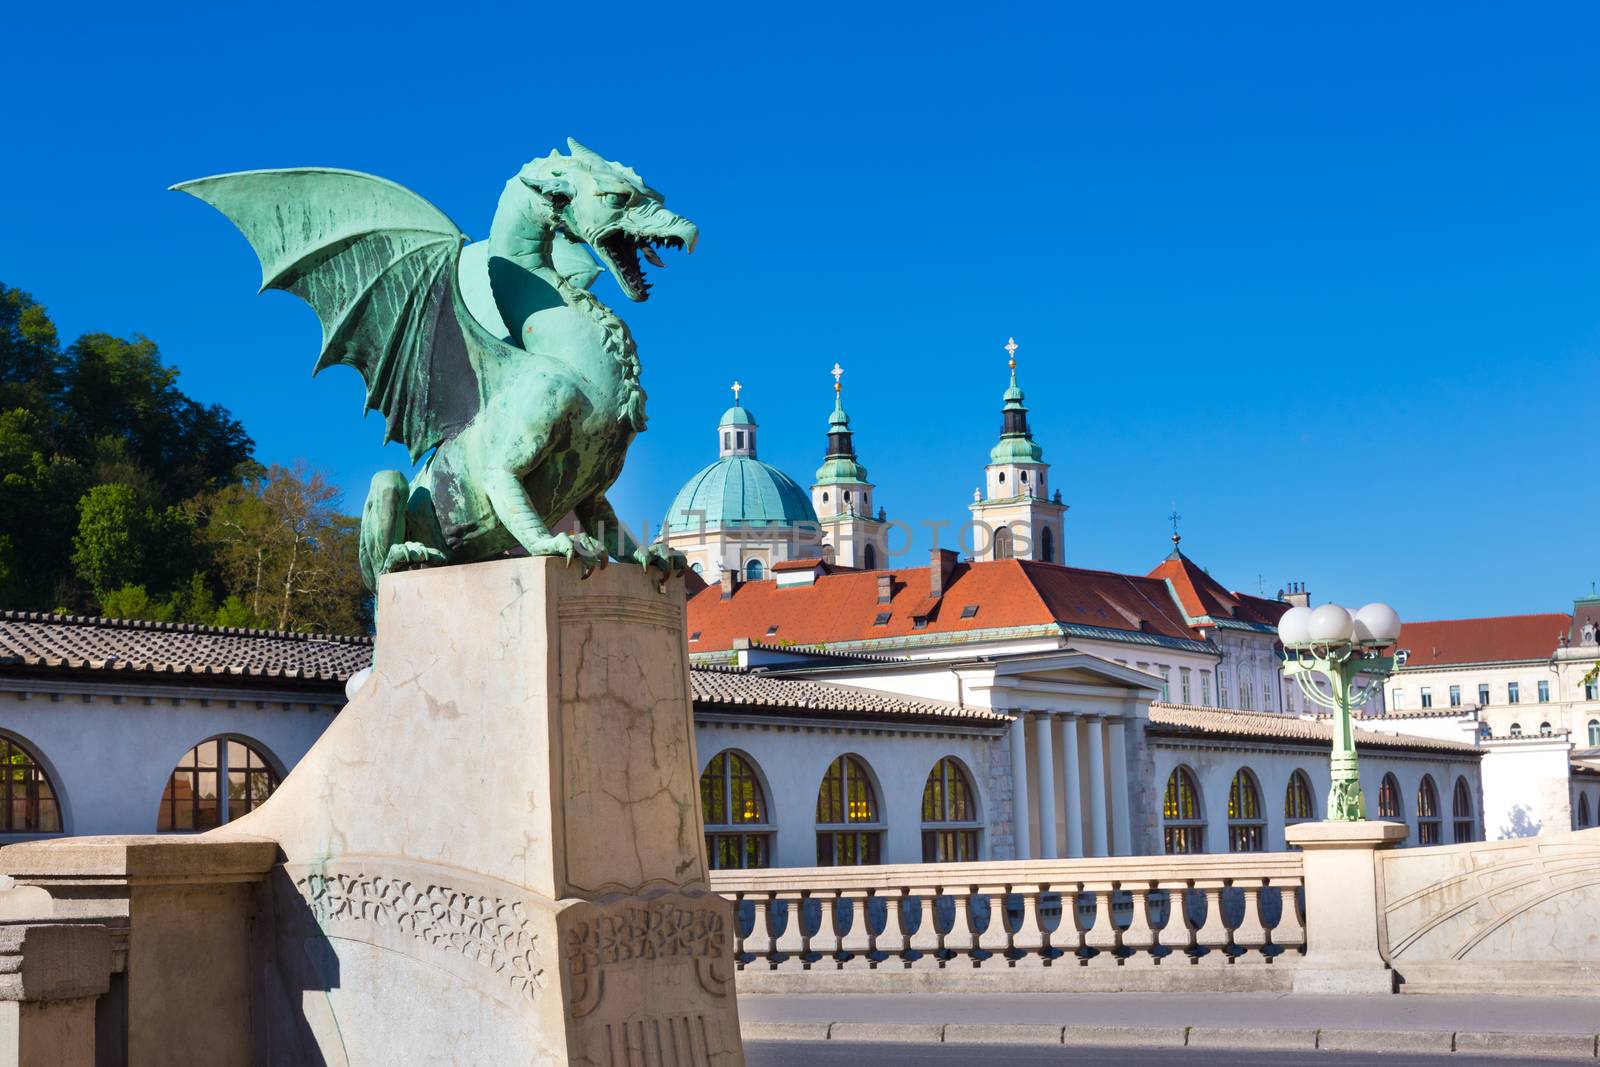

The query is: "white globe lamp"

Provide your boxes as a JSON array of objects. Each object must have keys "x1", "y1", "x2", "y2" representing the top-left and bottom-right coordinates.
[
  {"x1": 1308, "y1": 603, "x2": 1355, "y2": 645},
  {"x1": 1354, "y1": 602, "x2": 1402, "y2": 645},
  {"x1": 1278, "y1": 605, "x2": 1313, "y2": 648}
]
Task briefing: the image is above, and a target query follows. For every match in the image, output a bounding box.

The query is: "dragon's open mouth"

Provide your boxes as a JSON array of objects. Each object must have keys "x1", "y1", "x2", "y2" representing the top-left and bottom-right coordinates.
[{"x1": 596, "y1": 231, "x2": 688, "y2": 302}]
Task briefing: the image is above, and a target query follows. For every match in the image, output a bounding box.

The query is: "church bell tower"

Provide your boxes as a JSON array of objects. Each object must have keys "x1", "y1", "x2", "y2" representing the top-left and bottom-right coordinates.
[
  {"x1": 812, "y1": 364, "x2": 889, "y2": 570},
  {"x1": 969, "y1": 338, "x2": 1067, "y2": 562}
]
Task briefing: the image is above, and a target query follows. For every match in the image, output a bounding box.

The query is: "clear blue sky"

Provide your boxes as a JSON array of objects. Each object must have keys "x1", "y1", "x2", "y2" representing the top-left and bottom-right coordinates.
[{"x1": 6, "y1": 3, "x2": 1598, "y2": 622}]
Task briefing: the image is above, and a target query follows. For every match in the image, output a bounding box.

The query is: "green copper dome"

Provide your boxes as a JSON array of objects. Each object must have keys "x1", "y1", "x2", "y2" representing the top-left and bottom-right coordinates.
[
  {"x1": 719, "y1": 405, "x2": 755, "y2": 427},
  {"x1": 664, "y1": 456, "x2": 818, "y2": 533}
]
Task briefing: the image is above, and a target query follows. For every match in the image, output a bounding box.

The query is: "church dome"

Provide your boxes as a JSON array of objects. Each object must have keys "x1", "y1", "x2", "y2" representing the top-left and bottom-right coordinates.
[{"x1": 663, "y1": 456, "x2": 818, "y2": 533}]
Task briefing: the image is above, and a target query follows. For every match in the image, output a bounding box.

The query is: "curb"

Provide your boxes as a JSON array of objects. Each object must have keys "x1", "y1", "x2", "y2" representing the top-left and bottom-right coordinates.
[{"x1": 740, "y1": 1022, "x2": 1600, "y2": 1059}]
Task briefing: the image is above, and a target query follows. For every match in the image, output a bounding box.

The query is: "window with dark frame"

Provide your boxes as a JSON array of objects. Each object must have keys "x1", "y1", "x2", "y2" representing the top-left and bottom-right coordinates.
[
  {"x1": 1227, "y1": 768, "x2": 1265, "y2": 852},
  {"x1": 157, "y1": 737, "x2": 277, "y2": 833},
  {"x1": 1417, "y1": 775, "x2": 1441, "y2": 845},
  {"x1": 1162, "y1": 766, "x2": 1204, "y2": 854},
  {"x1": 920, "y1": 757, "x2": 981, "y2": 862},
  {"x1": 815, "y1": 755, "x2": 883, "y2": 866},
  {"x1": 700, "y1": 750, "x2": 772, "y2": 870},
  {"x1": 1452, "y1": 776, "x2": 1475, "y2": 842},
  {"x1": 0, "y1": 736, "x2": 61, "y2": 834}
]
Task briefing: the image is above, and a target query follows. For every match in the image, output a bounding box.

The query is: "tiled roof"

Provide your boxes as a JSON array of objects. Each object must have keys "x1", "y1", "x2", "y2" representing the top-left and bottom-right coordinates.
[
  {"x1": 689, "y1": 667, "x2": 1007, "y2": 724},
  {"x1": 0, "y1": 611, "x2": 371, "y2": 683},
  {"x1": 1148, "y1": 702, "x2": 1480, "y2": 755},
  {"x1": 1394, "y1": 614, "x2": 1571, "y2": 668},
  {"x1": 686, "y1": 558, "x2": 1208, "y2": 653},
  {"x1": 1146, "y1": 552, "x2": 1289, "y2": 632}
]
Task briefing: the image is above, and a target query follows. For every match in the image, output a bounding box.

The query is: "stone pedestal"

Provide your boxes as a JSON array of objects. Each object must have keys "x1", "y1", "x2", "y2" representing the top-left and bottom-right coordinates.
[
  {"x1": 220, "y1": 556, "x2": 741, "y2": 1066},
  {"x1": 1286, "y1": 820, "x2": 1408, "y2": 994},
  {"x1": 0, "y1": 923, "x2": 112, "y2": 1067}
]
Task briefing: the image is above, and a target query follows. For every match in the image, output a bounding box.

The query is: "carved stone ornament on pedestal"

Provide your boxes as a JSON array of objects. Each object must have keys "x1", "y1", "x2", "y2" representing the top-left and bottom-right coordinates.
[{"x1": 219, "y1": 557, "x2": 743, "y2": 1066}]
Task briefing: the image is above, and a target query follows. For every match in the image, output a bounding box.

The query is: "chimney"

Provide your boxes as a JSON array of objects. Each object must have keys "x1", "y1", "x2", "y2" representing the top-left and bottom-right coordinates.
[
  {"x1": 1282, "y1": 581, "x2": 1309, "y2": 608},
  {"x1": 720, "y1": 569, "x2": 738, "y2": 601},
  {"x1": 930, "y1": 548, "x2": 958, "y2": 599},
  {"x1": 877, "y1": 573, "x2": 894, "y2": 604}
]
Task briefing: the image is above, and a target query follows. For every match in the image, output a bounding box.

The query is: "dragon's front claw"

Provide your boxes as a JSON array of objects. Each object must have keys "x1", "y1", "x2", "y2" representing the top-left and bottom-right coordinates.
[
  {"x1": 381, "y1": 541, "x2": 447, "y2": 575},
  {"x1": 631, "y1": 544, "x2": 687, "y2": 591}
]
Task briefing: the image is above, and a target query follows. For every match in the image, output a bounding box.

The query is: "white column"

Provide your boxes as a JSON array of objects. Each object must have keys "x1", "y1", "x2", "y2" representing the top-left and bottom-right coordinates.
[
  {"x1": 1059, "y1": 714, "x2": 1084, "y2": 858},
  {"x1": 1107, "y1": 718, "x2": 1132, "y2": 855},
  {"x1": 1085, "y1": 715, "x2": 1109, "y2": 857},
  {"x1": 1009, "y1": 713, "x2": 1031, "y2": 860},
  {"x1": 1032, "y1": 713, "x2": 1058, "y2": 859}
]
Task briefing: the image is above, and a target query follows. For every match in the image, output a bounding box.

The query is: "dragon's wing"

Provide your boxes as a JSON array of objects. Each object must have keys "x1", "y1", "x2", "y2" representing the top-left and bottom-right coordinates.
[{"x1": 175, "y1": 168, "x2": 478, "y2": 461}]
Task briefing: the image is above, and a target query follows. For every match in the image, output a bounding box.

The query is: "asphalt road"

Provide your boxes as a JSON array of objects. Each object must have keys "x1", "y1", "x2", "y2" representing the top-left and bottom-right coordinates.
[{"x1": 745, "y1": 1041, "x2": 1558, "y2": 1066}]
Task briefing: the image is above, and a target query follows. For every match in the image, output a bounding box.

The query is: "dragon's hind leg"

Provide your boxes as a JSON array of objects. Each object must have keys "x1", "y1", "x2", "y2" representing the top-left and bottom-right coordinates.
[{"x1": 359, "y1": 471, "x2": 446, "y2": 593}]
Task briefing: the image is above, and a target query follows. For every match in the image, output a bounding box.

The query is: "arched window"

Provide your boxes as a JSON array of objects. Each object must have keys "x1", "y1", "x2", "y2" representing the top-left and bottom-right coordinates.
[
  {"x1": 700, "y1": 750, "x2": 772, "y2": 870},
  {"x1": 821, "y1": 491, "x2": 830, "y2": 503},
  {"x1": 744, "y1": 558, "x2": 764, "y2": 581},
  {"x1": 1227, "y1": 768, "x2": 1265, "y2": 852},
  {"x1": 1452, "y1": 777, "x2": 1475, "y2": 842},
  {"x1": 690, "y1": 562, "x2": 703, "y2": 575},
  {"x1": 1040, "y1": 526, "x2": 1055, "y2": 563},
  {"x1": 921, "y1": 757, "x2": 981, "y2": 861},
  {"x1": 1509, "y1": 722, "x2": 1522, "y2": 738},
  {"x1": 1590, "y1": 720, "x2": 1600, "y2": 746},
  {"x1": 1377, "y1": 773, "x2": 1402, "y2": 820},
  {"x1": 816, "y1": 755, "x2": 883, "y2": 866},
  {"x1": 1285, "y1": 769, "x2": 1316, "y2": 826},
  {"x1": 1162, "y1": 766, "x2": 1204, "y2": 854},
  {"x1": 863, "y1": 543, "x2": 877, "y2": 570},
  {"x1": 992, "y1": 526, "x2": 1013, "y2": 560},
  {"x1": 157, "y1": 737, "x2": 278, "y2": 832},
  {"x1": 0, "y1": 735, "x2": 62, "y2": 834},
  {"x1": 1539, "y1": 721, "x2": 1553, "y2": 737},
  {"x1": 1579, "y1": 792, "x2": 1592, "y2": 830},
  {"x1": 1417, "y1": 775, "x2": 1441, "y2": 845}
]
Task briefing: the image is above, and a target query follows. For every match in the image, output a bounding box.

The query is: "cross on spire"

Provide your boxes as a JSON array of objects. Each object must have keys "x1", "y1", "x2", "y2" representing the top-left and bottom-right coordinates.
[
  {"x1": 831, "y1": 362, "x2": 843, "y2": 394},
  {"x1": 1168, "y1": 503, "x2": 1182, "y2": 547},
  {"x1": 731, "y1": 380, "x2": 742, "y2": 403},
  {"x1": 1004, "y1": 336, "x2": 1018, "y2": 370}
]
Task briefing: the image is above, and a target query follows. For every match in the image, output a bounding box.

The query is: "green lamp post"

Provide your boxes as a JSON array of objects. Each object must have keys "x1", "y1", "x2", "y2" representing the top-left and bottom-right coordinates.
[{"x1": 1278, "y1": 601, "x2": 1405, "y2": 821}]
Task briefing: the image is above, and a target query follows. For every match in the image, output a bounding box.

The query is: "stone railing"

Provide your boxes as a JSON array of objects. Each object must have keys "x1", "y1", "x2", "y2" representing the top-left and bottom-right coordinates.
[{"x1": 709, "y1": 853, "x2": 1306, "y2": 993}]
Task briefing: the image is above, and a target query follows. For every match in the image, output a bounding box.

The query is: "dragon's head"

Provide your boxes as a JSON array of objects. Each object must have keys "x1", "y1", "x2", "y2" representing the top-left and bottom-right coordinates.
[{"x1": 518, "y1": 138, "x2": 698, "y2": 302}]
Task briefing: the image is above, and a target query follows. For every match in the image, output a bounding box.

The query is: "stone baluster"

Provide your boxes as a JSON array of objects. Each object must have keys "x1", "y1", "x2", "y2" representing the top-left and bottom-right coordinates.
[
  {"x1": 741, "y1": 894, "x2": 770, "y2": 968},
  {"x1": 1192, "y1": 880, "x2": 1232, "y2": 966},
  {"x1": 1272, "y1": 882, "x2": 1307, "y2": 955},
  {"x1": 1232, "y1": 881, "x2": 1270, "y2": 963},
  {"x1": 1055, "y1": 885, "x2": 1087, "y2": 965},
  {"x1": 974, "y1": 884, "x2": 1012, "y2": 966},
  {"x1": 1010, "y1": 884, "x2": 1051, "y2": 968},
  {"x1": 1119, "y1": 883, "x2": 1160, "y2": 966},
  {"x1": 877, "y1": 888, "x2": 914, "y2": 969},
  {"x1": 809, "y1": 890, "x2": 844, "y2": 970},
  {"x1": 944, "y1": 887, "x2": 981, "y2": 967},
  {"x1": 1083, "y1": 883, "x2": 1120, "y2": 966},
  {"x1": 907, "y1": 886, "x2": 944, "y2": 969},
  {"x1": 1163, "y1": 881, "x2": 1202, "y2": 964},
  {"x1": 838, "y1": 889, "x2": 875, "y2": 970},
  {"x1": 771, "y1": 890, "x2": 807, "y2": 971}
]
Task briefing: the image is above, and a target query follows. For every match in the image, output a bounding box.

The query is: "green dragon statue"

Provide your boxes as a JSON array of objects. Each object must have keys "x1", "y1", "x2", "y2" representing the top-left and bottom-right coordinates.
[{"x1": 175, "y1": 139, "x2": 697, "y2": 592}]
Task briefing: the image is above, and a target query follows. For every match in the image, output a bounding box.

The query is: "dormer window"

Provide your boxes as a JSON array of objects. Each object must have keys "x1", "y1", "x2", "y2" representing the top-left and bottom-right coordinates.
[
  {"x1": 960, "y1": 604, "x2": 979, "y2": 619},
  {"x1": 873, "y1": 612, "x2": 891, "y2": 626},
  {"x1": 765, "y1": 625, "x2": 778, "y2": 636},
  {"x1": 689, "y1": 631, "x2": 701, "y2": 642}
]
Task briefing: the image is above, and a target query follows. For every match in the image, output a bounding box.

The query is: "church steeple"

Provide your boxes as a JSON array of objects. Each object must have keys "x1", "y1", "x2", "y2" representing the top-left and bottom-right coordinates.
[
  {"x1": 991, "y1": 337, "x2": 1045, "y2": 466},
  {"x1": 811, "y1": 363, "x2": 887, "y2": 570},
  {"x1": 815, "y1": 363, "x2": 869, "y2": 487},
  {"x1": 969, "y1": 337, "x2": 1067, "y2": 563}
]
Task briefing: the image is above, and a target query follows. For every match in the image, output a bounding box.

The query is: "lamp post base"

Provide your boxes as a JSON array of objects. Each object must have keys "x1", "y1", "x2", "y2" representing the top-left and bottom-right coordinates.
[{"x1": 1286, "y1": 820, "x2": 1408, "y2": 996}]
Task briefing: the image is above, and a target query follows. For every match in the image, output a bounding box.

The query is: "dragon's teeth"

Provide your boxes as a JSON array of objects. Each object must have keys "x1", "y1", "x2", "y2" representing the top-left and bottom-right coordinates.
[{"x1": 641, "y1": 245, "x2": 665, "y2": 268}]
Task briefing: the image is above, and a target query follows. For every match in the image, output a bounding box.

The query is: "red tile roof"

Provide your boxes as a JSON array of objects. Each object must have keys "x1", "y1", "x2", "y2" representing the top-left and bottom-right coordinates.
[
  {"x1": 685, "y1": 558, "x2": 1206, "y2": 653},
  {"x1": 1146, "y1": 552, "x2": 1289, "y2": 631},
  {"x1": 1395, "y1": 614, "x2": 1571, "y2": 668}
]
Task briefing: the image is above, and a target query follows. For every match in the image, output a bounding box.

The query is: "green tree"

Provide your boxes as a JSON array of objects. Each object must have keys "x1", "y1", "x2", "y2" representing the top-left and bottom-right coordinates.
[
  {"x1": 0, "y1": 284, "x2": 61, "y2": 417},
  {"x1": 71, "y1": 483, "x2": 195, "y2": 599},
  {"x1": 194, "y1": 462, "x2": 368, "y2": 634},
  {"x1": 99, "y1": 584, "x2": 172, "y2": 622}
]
